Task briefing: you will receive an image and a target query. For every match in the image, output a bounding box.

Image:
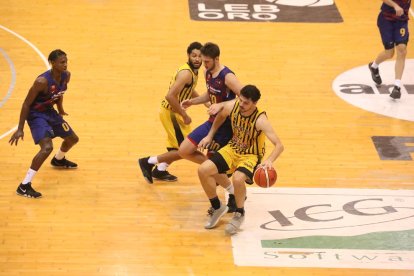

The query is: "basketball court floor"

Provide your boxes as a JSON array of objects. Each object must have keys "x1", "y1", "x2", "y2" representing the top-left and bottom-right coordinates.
[{"x1": 0, "y1": 1, "x2": 413, "y2": 275}]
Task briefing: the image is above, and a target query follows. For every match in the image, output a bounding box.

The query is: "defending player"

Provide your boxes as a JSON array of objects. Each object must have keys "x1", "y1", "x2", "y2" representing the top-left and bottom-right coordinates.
[
  {"x1": 138, "y1": 42, "x2": 203, "y2": 183},
  {"x1": 9, "y1": 49, "x2": 79, "y2": 198},
  {"x1": 178, "y1": 42, "x2": 244, "y2": 212}
]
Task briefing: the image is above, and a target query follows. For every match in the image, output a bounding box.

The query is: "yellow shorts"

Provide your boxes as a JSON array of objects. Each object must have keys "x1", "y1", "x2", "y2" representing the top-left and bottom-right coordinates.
[
  {"x1": 159, "y1": 107, "x2": 192, "y2": 150},
  {"x1": 212, "y1": 144, "x2": 258, "y2": 180}
]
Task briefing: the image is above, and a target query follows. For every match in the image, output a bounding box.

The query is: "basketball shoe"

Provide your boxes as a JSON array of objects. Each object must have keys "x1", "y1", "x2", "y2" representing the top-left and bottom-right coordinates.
[
  {"x1": 51, "y1": 157, "x2": 78, "y2": 169},
  {"x1": 390, "y1": 86, "x2": 401, "y2": 99},
  {"x1": 225, "y1": 211, "x2": 245, "y2": 235},
  {"x1": 152, "y1": 166, "x2": 177, "y2": 182},
  {"x1": 16, "y1": 183, "x2": 42, "y2": 198},
  {"x1": 368, "y1": 62, "x2": 382, "y2": 85},
  {"x1": 205, "y1": 204, "x2": 229, "y2": 229},
  {"x1": 138, "y1": 157, "x2": 155, "y2": 184}
]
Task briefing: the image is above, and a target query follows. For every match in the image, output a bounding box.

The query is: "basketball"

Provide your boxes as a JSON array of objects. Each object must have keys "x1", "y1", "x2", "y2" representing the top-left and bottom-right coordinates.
[{"x1": 253, "y1": 166, "x2": 277, "y2": 188}]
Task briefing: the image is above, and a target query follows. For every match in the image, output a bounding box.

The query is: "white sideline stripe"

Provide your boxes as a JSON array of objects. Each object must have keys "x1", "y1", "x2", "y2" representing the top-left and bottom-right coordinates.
[
  {"x1": 0, "y1": 24, "x2": 48, "y2": 67},
  {"x1": 0, "y1": 125, "x2": 17, "y2": 140},
  {"x1": 0, "y1": 24, "x2": 48, "y2": 140},
  {"x1": 0, "y1": 47, "x2": 16, "y2": 108}
]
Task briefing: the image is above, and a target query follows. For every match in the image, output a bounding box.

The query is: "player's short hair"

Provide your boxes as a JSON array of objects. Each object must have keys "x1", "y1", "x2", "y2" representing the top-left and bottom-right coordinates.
[
  {"x1": 48, "y1": 49, "x2": 66, "y2": 62},
  {"x1": 201, "y1": 42, "x2": 220, "y2": 58},
  {"x1": 187, "y1": 42, "x2": 202, "y2": 54},
  {"x1": 241, "y1": 85, "x2": 261, "y2": 102}
]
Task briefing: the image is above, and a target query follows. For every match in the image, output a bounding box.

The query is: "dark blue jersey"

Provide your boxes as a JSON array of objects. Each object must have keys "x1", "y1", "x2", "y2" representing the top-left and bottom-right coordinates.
[
  {"x1": 31, "y1": 70, "x2": 68, "y2": 112},
  {"x1": 381, "y1": 0, "x2": 411, "y2": 21},
  {"x1": 205, "y1": 66, "x2": 236, "y2": 122}
]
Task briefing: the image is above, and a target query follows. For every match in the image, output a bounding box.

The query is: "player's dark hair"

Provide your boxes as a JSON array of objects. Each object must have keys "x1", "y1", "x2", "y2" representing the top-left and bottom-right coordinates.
[
  {"x1": 201, "y1": 42, "x2": 220, "y2": 58},
  {"x1": 48, "y1": 49, "x2": 66, "y2": 62},
  {"x1": 187, "y1": 42, "x2": 202, "y2": 54},
  {"x1": 241, "y1": 85, "x2": 261, "y2": 102}
]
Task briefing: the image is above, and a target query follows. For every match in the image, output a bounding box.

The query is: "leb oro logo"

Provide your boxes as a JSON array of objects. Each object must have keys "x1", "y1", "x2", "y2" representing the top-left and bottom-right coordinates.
[
  {"x1": 332, "y1": 59, "x2": 414, "y2": 122},
  {"x1": 188, "y1": 0, "x2": 342, "y2": 22},
  {"x1": 267, "y1": 0, "x2": 334, "y2": 7}
]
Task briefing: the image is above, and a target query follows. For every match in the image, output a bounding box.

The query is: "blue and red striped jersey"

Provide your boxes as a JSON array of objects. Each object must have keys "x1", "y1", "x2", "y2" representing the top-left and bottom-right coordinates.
[{"x1": 381, "y1": 0, "x2": 411, "y2": 21}]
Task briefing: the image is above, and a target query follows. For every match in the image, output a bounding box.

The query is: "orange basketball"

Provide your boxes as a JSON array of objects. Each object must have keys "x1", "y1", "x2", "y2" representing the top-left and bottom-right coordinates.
[{"x1": 253, "y1": 166, "x2": 277, "y2": 188}]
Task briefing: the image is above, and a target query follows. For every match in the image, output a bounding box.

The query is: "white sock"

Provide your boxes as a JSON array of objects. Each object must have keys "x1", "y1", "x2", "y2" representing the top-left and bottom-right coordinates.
[
  {"x1": 157, "y1": 162, "x2": 168, "y2": 171},
  {"x1": 22, "y1": 168, "x2": 37, "y2": 185},
  {"x1": 371, "y1": 62, "x2": 379, "y2": 69},
  {"x1": 148, "y1": 156, "x2": 158, "y2": 164},
  {"x1": 55, "y1": 149, "x2": 66, "y2": 160},
  {"x1": 225, "y1": 182, "x2": 234, "y2": 194},
  {"x1": 395, "y1": 80, "x2": 401, "y2": 87}
]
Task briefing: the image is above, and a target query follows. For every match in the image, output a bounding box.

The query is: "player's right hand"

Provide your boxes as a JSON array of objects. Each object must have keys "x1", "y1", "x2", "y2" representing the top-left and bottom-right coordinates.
[
  {"x1": 9, "y1": 129, "x2": 24, "y2": 146},
  {"x1": 395, "y1": 5, "x2": 403, "y2": 16}
]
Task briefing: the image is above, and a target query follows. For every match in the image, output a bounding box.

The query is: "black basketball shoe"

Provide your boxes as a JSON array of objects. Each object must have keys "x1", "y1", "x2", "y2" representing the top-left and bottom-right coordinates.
[
  {"x1": 390, "y1": 86, "x2": 401, "y2": 99},
  {"x1": 138, "y1": 157, "x2": 155, "y2": 184},
  {"x1": 51, "y1": 157, "x2": 78, "y2": 169},
  {"x1": 16, "y1": 183, "x2": 42, "y2": 198},
  {"x1": 152, "y1": 166, "x2": 177, "y2": 182},
  {"x1": 368, "y1": 62, "x2": 382, "y2": 85}
]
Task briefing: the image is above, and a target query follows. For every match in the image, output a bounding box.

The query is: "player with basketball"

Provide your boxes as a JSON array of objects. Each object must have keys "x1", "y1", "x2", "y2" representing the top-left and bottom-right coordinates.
[{"x1": 198, "y1": 85, "x2": 284, "y2": 235}]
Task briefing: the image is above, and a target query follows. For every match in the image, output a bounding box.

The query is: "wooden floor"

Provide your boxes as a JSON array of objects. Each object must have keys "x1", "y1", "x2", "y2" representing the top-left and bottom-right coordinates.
[{"x1": 1, "y1": 1, "x2": 413, "y2": 275}]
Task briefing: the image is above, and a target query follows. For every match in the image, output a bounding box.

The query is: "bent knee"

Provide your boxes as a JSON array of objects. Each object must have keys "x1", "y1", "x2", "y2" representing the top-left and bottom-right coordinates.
[
  {"x1": 42, "y1": 144, "x2": 54, "y2": 155},
  {"x1": 67, "y1": 134, "x2": 79, "y2": 145},
  {"x1": 198, "y1": 162, "x2": 209, "y2": 176},
  {"x1": 232, "y1": 176, "x2": 246, "y2": 187},
  {"x1": 178, "y1": 140, "x2": 196, "y2": 157},
  {"x1": 198, "y1": 160, "x2": 217, "y2": 176},
  {"x1": 386, "y1": 49, "x2": 395, "y2": 58},
  {"x1": 396, "y1": 46, "x2": 407, "y2": 56}
]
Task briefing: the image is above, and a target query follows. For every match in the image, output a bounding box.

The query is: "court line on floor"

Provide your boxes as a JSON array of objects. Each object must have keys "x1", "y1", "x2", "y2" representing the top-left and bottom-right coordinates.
[
  {"x1": 0, "y1": 48, "x2": 16, "y2": 108},
  {"x1": 0, "y1": 24, "x2": 48, "y2": 140}
]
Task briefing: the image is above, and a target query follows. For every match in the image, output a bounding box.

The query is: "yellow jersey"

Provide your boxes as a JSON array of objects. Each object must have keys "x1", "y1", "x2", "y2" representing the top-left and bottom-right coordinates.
[
  {"x1": 229, "y1": 100, "x2": 266, "y2": 158},
  {"x1": 161, "y1": 63, "x2": 198, "y2": 110}
]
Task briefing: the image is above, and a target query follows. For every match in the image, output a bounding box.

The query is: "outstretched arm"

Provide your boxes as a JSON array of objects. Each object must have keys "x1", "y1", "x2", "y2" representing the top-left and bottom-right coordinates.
[{"x1": 181, "y1": 92, "x2": 210, "y2": 109}]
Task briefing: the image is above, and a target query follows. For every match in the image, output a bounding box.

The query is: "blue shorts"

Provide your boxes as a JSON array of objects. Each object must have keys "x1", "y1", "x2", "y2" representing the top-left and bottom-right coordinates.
[
  {"x1": 377, "y1": 13, "x2": 409, "y2": 49},
  {"x1": 187, "y1": 118, "x2": 233, "y2": 151},
  {"x1": 27, "y1": 109, "x2": 74, "y2": 144}
]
